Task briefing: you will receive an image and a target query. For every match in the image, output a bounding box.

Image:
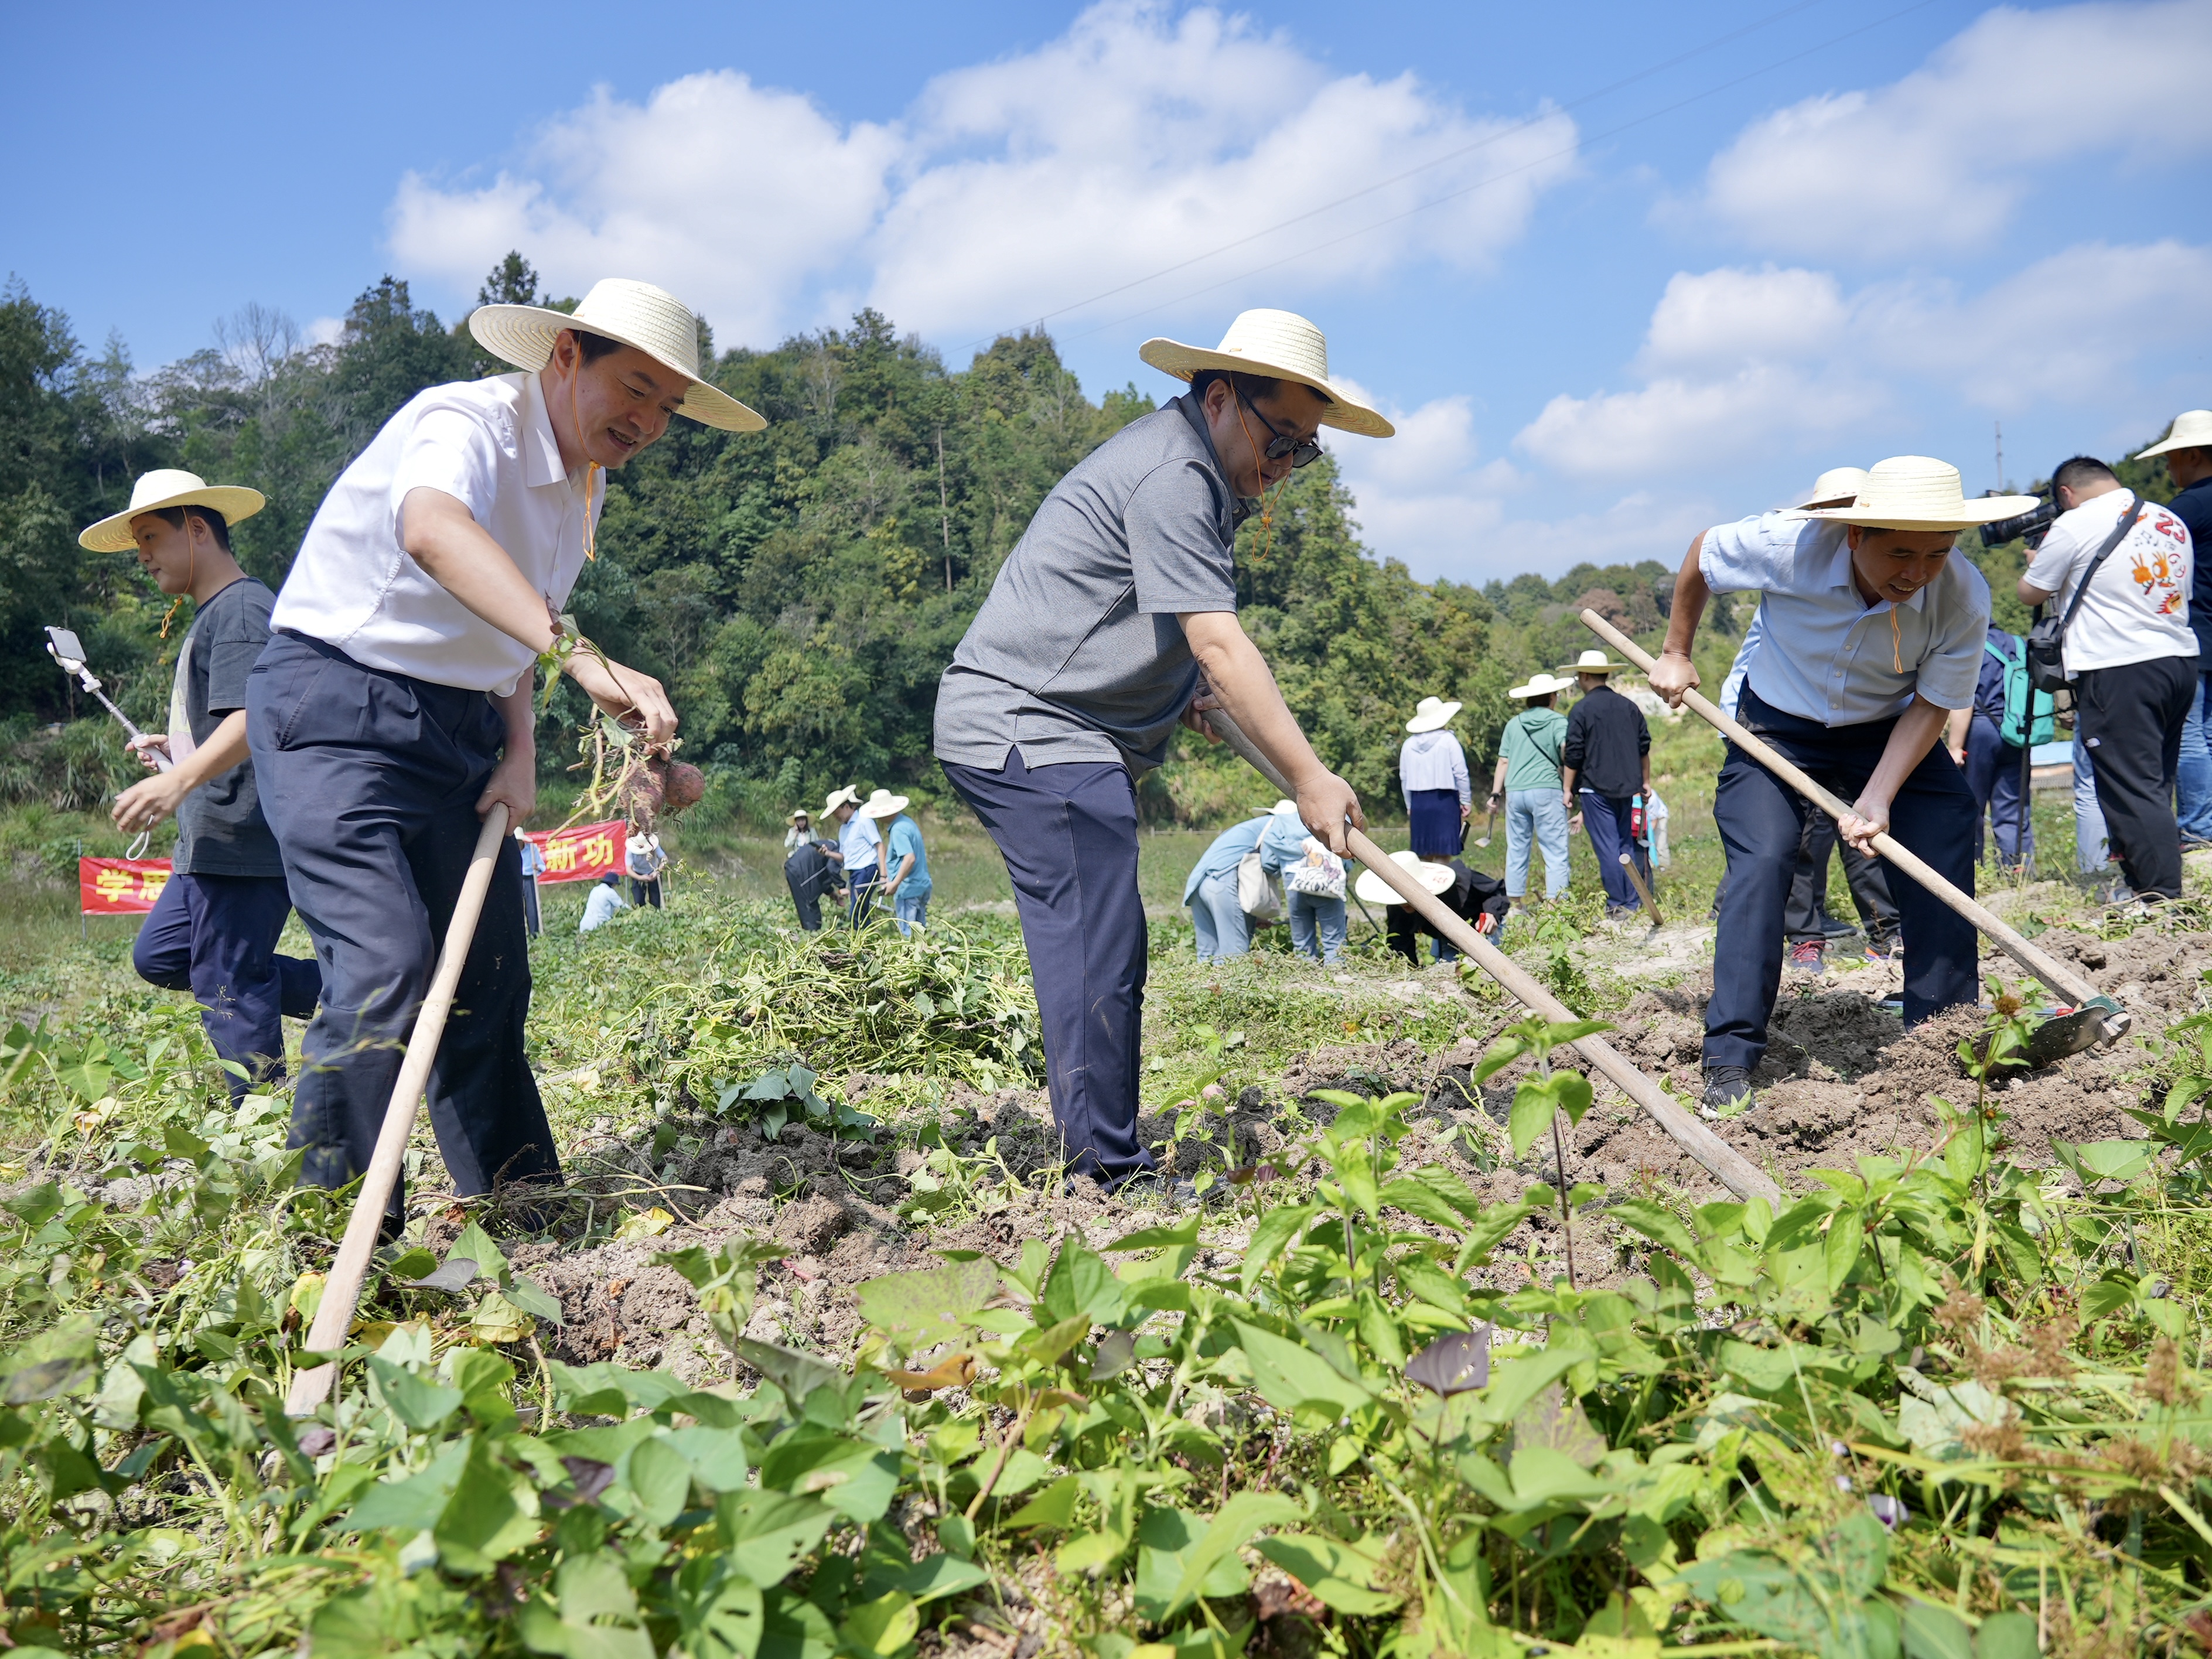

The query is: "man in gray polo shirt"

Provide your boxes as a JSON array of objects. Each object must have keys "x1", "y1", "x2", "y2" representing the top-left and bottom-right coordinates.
[{"x1": 936, "y1": 309, "x2": 1395, "y2": 1193}]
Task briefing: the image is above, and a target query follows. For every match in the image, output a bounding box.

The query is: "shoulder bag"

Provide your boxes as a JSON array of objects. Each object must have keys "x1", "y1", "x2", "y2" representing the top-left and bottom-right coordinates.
[
  {"x1": 1237, "y1": 848, "x2": 1285, "y2": 920},
  {"x1": 2025, "y1": 497, "x2": 2144, "y2": 692}
]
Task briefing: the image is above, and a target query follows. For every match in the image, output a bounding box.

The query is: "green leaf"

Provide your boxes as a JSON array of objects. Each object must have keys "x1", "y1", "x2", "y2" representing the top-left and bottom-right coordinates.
[
  {"x1": 1376, "y1": 1177, "x2": 1465, "y2": 1230},
  {"x1": 1508, "y1": 1079, "x2": 1559, "y2": 1160},
  {"x1": 1042, "y1": 1241, "x2": 1126, "y2": 1328},
  {"x1": 839, "y1": 1592, "x2": 918, "y2": 1658},
  {"x1": 346, "y1": 1439, "x2": 472, "y2": 1535},
  {"x1": 1241, "y1": 1204, "x2": 1317, "y2": 1292},
  {"x1": 1, "y1": 1314, "x2": 98, "y2": 1404},
  {"x1": 1609, "y1": 1198, "x2": 1698, "y2": 1259},
  {"x1": 1900, "y1": 1602, "x2": 1973, "y2": 1659},
  {"x1": 1161, "y1": 1491, "x2": 1305, "y2": 1617},
  {"x1": 2050, "y1": 1138, "x2": 2155, "y2": 1187},
  {"x1": 449, "y1": 1219, "x2": 510, "y2": 1281},
  {"x1": 627, "y1": 1433, "x2": 695, "y2": 1528},
  {"x1": 1975, "y1": 1611, "x2": 2037, "y2": 1659},
  {"x1": 1253, "y1": 1533, "x2": 1401, "y2": 1616},
  {"x1": 505, "y1": 1275, "x2": 566, "y2": 1326},
  {"x1": 368, "y1": 1355, "x2": 462, "y2": 1432},
  {"x1": 854, "y1": 1258, "x2": 998, "y2": 1346},
  {"x1": 1106, "y1": 1214, "x2": 1201, "y2": 1251},
  {"x1": 666, "y1": 1425, "x2": 751, "y2": 1493},
  {"x1": 737, "y1": 1338, "x2": 846, "y2": 1412},
  {"x1": 1825, "y1": 1210, "x2": 1867, "y2": 1296},
  {"x1": 860, "y1": 1552, "x2": 991, "y2": 1605},
  {"x1": 718, "y1": 1489, "x2": 838, "y2": 1588},
  {"x1": 1, "y1": 1182, "x2": 62, "y2": 1228},
  {"x1": 435, "y1": 1438, "x2": 540, "y2": 1573},
  {"x1": 1006, "y1": 1474, "x2": 1080, "y2": 1530},
  {"x1": 1231, "y1": 1319, "x2": 1374, "y2": 1418},
  {"x1": 1554, "y1": 1073, "x2": 1593, "y2": 1125}
]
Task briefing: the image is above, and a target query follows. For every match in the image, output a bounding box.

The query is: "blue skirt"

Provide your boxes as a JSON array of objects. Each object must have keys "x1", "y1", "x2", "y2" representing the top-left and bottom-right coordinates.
[{"x1": 1408, "y1": 788, "x2": 1466, "y2": 856}]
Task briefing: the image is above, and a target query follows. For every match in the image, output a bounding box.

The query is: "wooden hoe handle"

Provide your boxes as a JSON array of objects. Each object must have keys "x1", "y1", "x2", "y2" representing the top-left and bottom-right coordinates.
[
  {"x1": 1201, "y1": 709, "x2": 1780, "y2": 1204},
  {"x1": 286, "y1": 804, "x2": 513, "y2": 1415},
  {"x1": 1575, "y1": 609, "x2": 2121, "y2": 1030}
]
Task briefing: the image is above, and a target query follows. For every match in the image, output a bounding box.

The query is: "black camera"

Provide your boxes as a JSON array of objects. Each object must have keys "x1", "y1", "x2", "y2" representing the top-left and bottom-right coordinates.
[{"x1": 1978, "y1": 491, "x2": 2057, "y2": 551}]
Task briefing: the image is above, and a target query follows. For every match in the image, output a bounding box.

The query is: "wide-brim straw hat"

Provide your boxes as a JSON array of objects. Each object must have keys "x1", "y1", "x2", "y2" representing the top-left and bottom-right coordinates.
[
  {"x1": 1354, "y1": 850, "x2": 1457, "y2": 906},
  {"x1": 469, "y1": 278, "x2": 766, "y2": 433},
  {"x1": 824, "y1": 786, "x2": 862, "y2": 814},
  {"x1": 1508, "y1": 673, "x2": 1575, "y2": 700},
  {"x1": 858, "y1": 788, "x2": 910, "y2": 820},
  {"x1": 1795, "y1": 465, "x2": 1868, "y2": 510},
  {"x1": 1558, "y1": 650, "x2": 1627, "y2": 675},
  {"x1": 1138, "y1": 309, "x2": 1394, "y2": 438},
  {"x1": 1266, "y1": 798, "x2": 1300, "y2": 815},
  {"x1": 1405, "y1": 697, "x2": 1462, "y2": 733},
  {"x1": 80, "y1": 469, "x2": 265, "y2": 553},
  {"x1": 787, "y1": 809, "x2": 811, "y2": 823},
  {"x1": 2137, "y1": 411, "x2": 2212, "y2": 460},
  {"x1": 1804, "y1": 456, "x2": 2038, "y2": 530}
]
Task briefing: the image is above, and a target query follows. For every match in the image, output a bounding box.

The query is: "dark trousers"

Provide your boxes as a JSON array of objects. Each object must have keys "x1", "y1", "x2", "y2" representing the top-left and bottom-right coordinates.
[
  {"x1": 1962, "y1": 712, "x2": 2033, "y2": 869},
  {"x1": 1784, "y1": 810, "x2": 1899, "y2": 947},
  {"x1": 132, "y1": 872, "x2": 320, "y2": 1098},
  {"x1": 1579, "y1": 791, "x2": 1648, "y2": 911},
  {"x1": 247, "y1": 632, "x2": 559, "y2": 1218},
  {"x1": 2077, "y1": 654, "x2": 2194, "y2": 900},
  {"x1": 846, "y1": 866, "x2": 879, "y2": 927},
  {"x1": 944, "y1": 745, "x2": 1154, "y2": 1188},
  {"x1": 1706, "y1": 687, "x2": 1978, "y2": 1072},
  {"x1": 629, "y1": 877, "x2": 662, "y2": 909},
  {"x1": 520, "y1": 872, "x2": 542, "y2": 938}
]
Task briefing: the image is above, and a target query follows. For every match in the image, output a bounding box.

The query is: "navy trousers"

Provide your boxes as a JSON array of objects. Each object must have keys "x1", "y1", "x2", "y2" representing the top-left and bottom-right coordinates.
[
  {"x1": 1706, "y1": 687, "x2": 1978, "y2": 1072},
  {"x1": 1579, "y1": 791, "x2": 1649, "y2": 911},
  {"x1": 1962, "y1": 712, "x2": 2033, "y2": 868},
  {"x1": 943, "y1": 746, "x2": 1155, "y2": 1188},
  {"x1": 247, "y1": 632, "x2": 559, "y2": 1220},
  {"x1": 132, "y1": 872, "x2": 320, "y2": 1098}
]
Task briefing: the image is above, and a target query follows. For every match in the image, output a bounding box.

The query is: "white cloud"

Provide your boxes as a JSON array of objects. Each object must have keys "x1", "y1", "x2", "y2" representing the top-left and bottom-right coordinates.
[
  {"x1": 1699, "y1": 0, "x2": 2212, "y2": 258},
  {"x1": 1637, "y1": 265, "x2": 1845, "y2": 371},
  {"x1": 1518, "y1": 364, "x2": 1883, "y2": 479},
  {"x1": 1330, "y1": 394, "x2": 1513, "y2": 568},
  {"x1": 304, "y1": 316, "x2": 344, "y2": 348},
  {"x1": 385, "y1": 0, "x2": 1577, "y2": 347}
]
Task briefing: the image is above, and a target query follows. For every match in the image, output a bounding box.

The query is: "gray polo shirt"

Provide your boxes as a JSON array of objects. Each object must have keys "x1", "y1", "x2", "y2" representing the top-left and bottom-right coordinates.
[
  {"x1": 172, "y1": 576, "x2": 285, "y2": 878},
  {"x1": 934, "y1": 395, "x2": 1247, "y2": 772}
]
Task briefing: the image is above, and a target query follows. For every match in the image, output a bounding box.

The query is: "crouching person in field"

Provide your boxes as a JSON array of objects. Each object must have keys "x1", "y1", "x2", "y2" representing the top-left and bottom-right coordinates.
[{"x1": 249, "y1": 279, "x2": 763, "y2": 1232}]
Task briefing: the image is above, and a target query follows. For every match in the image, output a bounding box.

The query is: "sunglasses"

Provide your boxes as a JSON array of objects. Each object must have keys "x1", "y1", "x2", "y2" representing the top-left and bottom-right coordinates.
[{"x1": 1237, "y1": 386, "x2": 1325, "y2": 469}]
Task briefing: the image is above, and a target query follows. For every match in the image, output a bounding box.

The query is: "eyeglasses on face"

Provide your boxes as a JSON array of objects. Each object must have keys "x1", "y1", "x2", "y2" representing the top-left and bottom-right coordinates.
[{"x1": 1237, "y1": 385, "x2": 1325, "y2": 469}]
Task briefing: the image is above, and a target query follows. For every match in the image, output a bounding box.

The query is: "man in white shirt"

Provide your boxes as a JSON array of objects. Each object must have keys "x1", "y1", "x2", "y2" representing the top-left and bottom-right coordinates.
[
  {"x1": 247, "y1": 278, "x2": 763, "y2": 1230},
  {"x1": 820, "y1": 786, "x2": 882, "y2": 926},
  {"x1": 2019, "y1": 455, "x2": 2197, "y2": 904},
  {"x1": 1650, "y1": 455, "x2": 2030, "y2": 1115}
]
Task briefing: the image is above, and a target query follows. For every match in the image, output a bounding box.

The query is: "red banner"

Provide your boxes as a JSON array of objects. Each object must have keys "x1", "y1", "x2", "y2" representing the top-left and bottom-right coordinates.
[
  {"x1": 523, "y1": 819, "x2": 624, "y2": 885},
  {"x1": 80, "y1": 858, "x2": 172, "y2": 914}
]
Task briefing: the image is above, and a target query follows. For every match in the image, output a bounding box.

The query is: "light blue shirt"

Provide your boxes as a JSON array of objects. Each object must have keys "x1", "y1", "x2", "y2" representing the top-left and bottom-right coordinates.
[
  {"x1": 581, "y1": 882, "x2": 626, "y2": 933},
  {"x1": 838, "y1": 812, "x2": 882, "y2": 875},
  {"x1": 885, "y1": 816, "x2": 930, "y2": 896},
  {"x1": 1718, "y1": 609, "x2": 1763, "y2": 722},
  {"x1": 1699, "y1": 510, "x2": 1989, "y2": 725},
  {"x1": 1257, "y1": 807, "x2": 1312, "y2": 876},
  {"x1": 1182, "y1": 815, "x2": 1268, "y2": 904}
]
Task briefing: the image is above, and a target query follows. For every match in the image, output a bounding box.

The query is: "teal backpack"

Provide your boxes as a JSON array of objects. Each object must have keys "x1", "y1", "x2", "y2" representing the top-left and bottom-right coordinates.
[{"x1": 1984, "y1": 634, "x2": 2055, "y2": 749}]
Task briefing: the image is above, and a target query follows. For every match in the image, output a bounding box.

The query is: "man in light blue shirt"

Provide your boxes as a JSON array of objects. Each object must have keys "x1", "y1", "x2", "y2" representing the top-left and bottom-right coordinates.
[
  {"x1": 579, "y1": 871, "x2": 626, "y2": 933},
  {"x1": 880, "y1": 805, "x2": 931, "y2": 935},
  {"x1": 824, "y1": 786, "x2": 882, "y2": 926},
  {"x1": 1183, "y1": 811, "x2": 1272, "y2": 961},
  {"x1": 1650, "y1": 456, "x2": 2029, "y2": 1115}
]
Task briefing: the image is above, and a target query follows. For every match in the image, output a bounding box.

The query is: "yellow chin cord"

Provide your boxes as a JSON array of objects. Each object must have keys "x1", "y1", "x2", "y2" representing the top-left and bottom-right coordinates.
[
  {"x1": 159, "y1": 516, "x2": 198, "y2": 640},
  {"x1": 1228, "y1": 386, "x2": 1291, "y2": 565},
  {"x1": 569, "y1": 351, "x2": 601, "y2": 562},
  {"x1": 1890, "y1": 604, "x2": 1903, "y2": 674}
]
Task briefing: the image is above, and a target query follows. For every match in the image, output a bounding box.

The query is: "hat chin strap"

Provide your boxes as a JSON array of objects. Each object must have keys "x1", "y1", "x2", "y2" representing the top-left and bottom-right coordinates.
[{"x1": 565, "y1": 339, "x2": 602, "y2": 562}]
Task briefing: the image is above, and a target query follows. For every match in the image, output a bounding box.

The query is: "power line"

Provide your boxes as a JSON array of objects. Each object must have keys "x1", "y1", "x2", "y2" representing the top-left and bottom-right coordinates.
[
  {"x1": 1054, "y1": 0, "x2": 1946, "y2": 347},
  {"x1": 958, "y1": 0, "x2": 1834, "y2": 352}
]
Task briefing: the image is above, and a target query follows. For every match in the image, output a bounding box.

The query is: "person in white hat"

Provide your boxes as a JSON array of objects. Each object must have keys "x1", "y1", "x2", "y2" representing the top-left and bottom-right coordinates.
[
  {"x1": 244, "y1": 277, "x2": 763, "y2": 1229},
  {"x1": 82, "y1": 472, "x2": 321, "y2": 1098},
  {"x1": 934, "y1": 309, "x2": 1391, "y2": 1195},
  {"x1": 1354, "y1": 849, "x2": 1508, "y2": 967},
  {"x1": 2018, "y1": 454, "x2": 2197, "y2": 904},
  {"x1": 626, "y1": 830, "x2": 667, "y2": 908},
  {"x1": 784, "y1": 808, "x2": 821, "y2": 852},
  {"x1": 1650, "y1": 455, "x2": 2029, "y2": 1115},
  {"x1": 861, "y1": 790, "x2": 931, "y2": 935},
  {"x1": 1399, "y1": 697, "x2": 1470, "y2": 864},
  {"x1": 820, "y1": 785, "x2": 880, "y2": 924},
  {"x1": 2134, "y1": 413, "x2": 2212, "y2": 846},
  {"x1": 1486, "y1": 674, "x2": 1574, "y2": 904}
]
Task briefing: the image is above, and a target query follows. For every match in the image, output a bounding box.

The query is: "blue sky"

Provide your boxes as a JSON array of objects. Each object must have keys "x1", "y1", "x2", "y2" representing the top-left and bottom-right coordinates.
[{"x1": 8, "y1": 0, "x2": 2209, "y2": 585}]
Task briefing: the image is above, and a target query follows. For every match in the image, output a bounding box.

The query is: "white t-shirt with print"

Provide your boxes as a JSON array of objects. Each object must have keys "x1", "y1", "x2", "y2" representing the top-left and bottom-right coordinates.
[{"x1": 2023, "y1": 489, "x2": 2196, "y2": 675}]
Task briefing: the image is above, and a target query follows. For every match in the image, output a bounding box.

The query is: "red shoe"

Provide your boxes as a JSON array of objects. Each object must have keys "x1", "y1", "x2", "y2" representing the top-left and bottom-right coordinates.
[{"x1": 1788, "y1": 940, "x2": 1827, "y2": 977}]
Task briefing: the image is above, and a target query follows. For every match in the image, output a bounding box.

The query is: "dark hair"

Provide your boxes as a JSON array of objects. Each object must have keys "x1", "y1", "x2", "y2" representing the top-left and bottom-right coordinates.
[
  {"x1": 148, "y1": 504, "x2": 231, "y2": 551},
  {"x1": 2053, "y1": 455, "x2": 2118, "y2": 494},
  {"x1": 1523, "y1": 692, "x2": 1556, "y2": 708},
  {"x1": 568, "y1": 328, "x2": 626, "y2": 366},
  {"x1": 1188, "y1": 368, "x2": 1332, "y2": 409}
]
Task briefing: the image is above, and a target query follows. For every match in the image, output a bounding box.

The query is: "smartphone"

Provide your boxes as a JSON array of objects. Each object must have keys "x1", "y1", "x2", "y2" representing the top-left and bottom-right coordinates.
[{"x1": 44, "y1": 626, "x2": 88, "y2": 668}]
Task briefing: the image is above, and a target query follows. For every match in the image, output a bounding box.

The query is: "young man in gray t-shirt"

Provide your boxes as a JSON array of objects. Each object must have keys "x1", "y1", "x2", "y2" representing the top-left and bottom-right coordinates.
[
  {"x1": 81, "y1": 473, "x2": 321, "y2": 1099},
  {"x1": 934, "y1": 309, "x2": 1394, "y2": 1193}
]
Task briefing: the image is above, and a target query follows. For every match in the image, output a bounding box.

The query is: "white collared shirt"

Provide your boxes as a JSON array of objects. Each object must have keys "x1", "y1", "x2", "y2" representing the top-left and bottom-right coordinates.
[
  {"x1": 2022, "y1": 489, "x2": 2196, "y2": 675},
  {"x1": 271, "y1": 370, "x2": 600, "y2": 695},
  {"x1": 1700, "y1": 510, "x2": 1989, "y2": 725}
]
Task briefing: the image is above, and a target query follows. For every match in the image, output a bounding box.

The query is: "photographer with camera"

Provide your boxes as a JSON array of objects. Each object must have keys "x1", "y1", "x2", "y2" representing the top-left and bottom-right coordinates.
[
  {"x1": 2135, "y1": 412, "x2": 2212, "y2": 845},
  {"x1": 2018, "y1": 455, "x2": 2198, "y2": 906}
]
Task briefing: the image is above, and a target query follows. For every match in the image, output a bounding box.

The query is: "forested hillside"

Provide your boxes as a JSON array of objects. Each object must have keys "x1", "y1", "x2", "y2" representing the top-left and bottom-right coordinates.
[{"x1": 2, "y1": 254, "x2": 2175, "y2": 826}]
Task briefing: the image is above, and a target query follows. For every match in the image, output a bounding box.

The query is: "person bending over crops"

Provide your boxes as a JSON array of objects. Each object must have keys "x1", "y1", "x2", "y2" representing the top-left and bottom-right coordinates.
[
  {"x1": 81, "y1": 471, "x2": 322, "y2": 1098},
  {"x1": 1651, "y1": 455, "x2": 2025, "y2": 1117},
  {"x1": 247, "y1": 279, "x2": 764, "y2": 1231},
  {"x1": 934, "y1": 309, "x2": 1395, "y2": 1197}
]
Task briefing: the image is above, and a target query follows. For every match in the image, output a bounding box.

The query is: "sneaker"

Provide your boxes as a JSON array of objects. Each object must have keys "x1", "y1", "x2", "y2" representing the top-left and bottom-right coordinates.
[
  {"x1": 1702, "y1": 1067, "x2": 1754, "y2": 1117},
  {"x1": 1788, "y1": 940, "x2": 1827, "y2": 977},
  {"x1": 1859, "y1": 941, "x2": 1889, "y2": 966},
  {"x1": 1820, "y1": 914, "x2": 1857, "y2": 941}
]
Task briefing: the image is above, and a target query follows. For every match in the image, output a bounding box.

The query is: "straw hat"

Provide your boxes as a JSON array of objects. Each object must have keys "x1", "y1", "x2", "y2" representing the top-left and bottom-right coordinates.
[
  {"x1": 1804, "y1": 456, "x2": 2037, "y2": 530},
  {"x1": 1508, "y1": 673, "x2": 1574, "y2": 701},
  {"x1": 80, "y1": 469, "x2": 265, "y2": 554},
  {"x1": 787, "y1": 808, "x2": 811, "y2": 823},
  {"x1": 1354, "y1": 850, "x2": 1457, "y2": 906},
  {"x1": 2136, "y1": 411, "x2": 2212, "y2": 460},
  {"x1": 1138, "y1": 309, "x2": 1394, "y2": 438},
  {"x1": 857, "y1": 788, "x2": 910, "y2": 820},
  {"x1": 1266, "y1": 798, "x2": 1300, "y2": 815},
  {"x1": 1405, "y1": 697, "x2": 1462, "y2": 733},
  {"x1": 1795, "y1": 466, "x2": 1868, "y2": 511},
  {"x1": 469, "y1": 278, "x2": 766, "y2": 433},
  {"x1": 824, "y1": 786, "x2": 862, "y2": 814},
  {"x1": 1558, "y1": 650, "x2": 1627, "y2": 676}
]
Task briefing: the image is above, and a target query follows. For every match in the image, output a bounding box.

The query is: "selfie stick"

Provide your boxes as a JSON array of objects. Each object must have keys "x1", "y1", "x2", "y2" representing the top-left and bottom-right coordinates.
[{"x1": 45, "y1": 633, "x2": 170, "y2": 772}]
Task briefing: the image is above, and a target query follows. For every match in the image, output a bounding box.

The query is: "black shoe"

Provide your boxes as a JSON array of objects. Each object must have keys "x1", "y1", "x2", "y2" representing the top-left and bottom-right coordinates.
[
  {"x1": 1702, "y1": 1066, "x2": 1754, "y2": 1117},
  {"x1": 1820, "y1": 917, "x2": 1857, "y2": 941}
]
